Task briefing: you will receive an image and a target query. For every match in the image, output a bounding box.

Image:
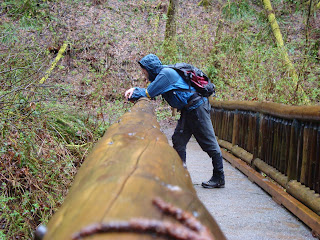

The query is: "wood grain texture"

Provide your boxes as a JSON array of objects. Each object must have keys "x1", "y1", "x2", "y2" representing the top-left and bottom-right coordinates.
[{"x1": 44, "y1": 98, "x2": 225, "y2": 240}]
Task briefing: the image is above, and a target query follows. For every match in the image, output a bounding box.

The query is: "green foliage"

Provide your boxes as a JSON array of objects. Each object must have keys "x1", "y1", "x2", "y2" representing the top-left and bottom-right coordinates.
[
  {"x1": 1, "y1": 0, "x2": 319, "y2": 238},
  {"x1": 210, "y1": 27, "x2": 300, "y2": 102},
  {"x1": 155, "y1": 99, "x2": 180, "y2": 122},
  {"x1": 0, "y1": 230, "x2": 6, "y2": 240},
  {"x1": 0, "y1": 3, "x2": 130, "y2": 235},
  {"x1": 1, "y1": 0, "x2": 49, "y2": 20},
  {"x1": 138, "y1": 0, "x2": 319, "y2": 104},
  {"x1": 0, "y1": 22, "x2": 19, "y2": 44},
  {"x1": 222, "y1": 0, "x2": 257, "y2": 20},
  {"x1": 0, "y1": 99, "x2": 130, "y2": 238}
]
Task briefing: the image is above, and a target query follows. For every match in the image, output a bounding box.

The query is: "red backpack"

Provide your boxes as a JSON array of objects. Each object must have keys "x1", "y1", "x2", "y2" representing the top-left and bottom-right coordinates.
[{"x1": 167, "y1": 63, "x2": 215, "y2": 97}]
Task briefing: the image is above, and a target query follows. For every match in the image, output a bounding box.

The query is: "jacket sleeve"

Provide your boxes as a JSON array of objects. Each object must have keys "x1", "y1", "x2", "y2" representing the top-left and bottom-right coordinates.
[
  {"x1": 145, "y1": 72, "x2": 174, "y2": 98},
  {"x1": 128, "y1": 70, "x2": 174, "y2": 101},
  {"x1": 128, "y1": 87, "x2": 147, "y2": 101}
]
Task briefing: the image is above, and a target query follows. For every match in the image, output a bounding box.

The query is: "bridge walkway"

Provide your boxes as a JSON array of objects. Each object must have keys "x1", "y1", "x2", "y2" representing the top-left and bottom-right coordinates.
[{"x1": 161, "y1": 123, "x2": 315, "y2": 240}]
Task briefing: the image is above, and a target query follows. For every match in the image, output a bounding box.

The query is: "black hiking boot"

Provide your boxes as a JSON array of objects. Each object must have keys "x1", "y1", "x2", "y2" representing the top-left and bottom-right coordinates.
[{"x1": 201, "y1": 174, "x2": 225, "y2": 188}]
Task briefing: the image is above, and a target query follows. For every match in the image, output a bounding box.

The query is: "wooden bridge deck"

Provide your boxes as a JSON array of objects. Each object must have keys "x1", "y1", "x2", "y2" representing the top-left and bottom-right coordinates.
[
  {"x1": 161, "y1": 123, "x2": 316, "y2": 240},
  {"x1": 41, "y1": 99, "x2": 319, "y2": 240}
]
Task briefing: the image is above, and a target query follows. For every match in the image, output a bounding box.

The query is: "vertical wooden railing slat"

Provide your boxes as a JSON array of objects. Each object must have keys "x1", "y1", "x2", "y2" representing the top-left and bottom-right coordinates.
[
  {"x1": 209, "y1": 99, "x2": 320, "y2": 217},
  {"x1": 210, "y1": 99, "x2": 320, "y2": 236},
  {"x1": 316, "y1": 127, "x2": 320, "y2": 194}
]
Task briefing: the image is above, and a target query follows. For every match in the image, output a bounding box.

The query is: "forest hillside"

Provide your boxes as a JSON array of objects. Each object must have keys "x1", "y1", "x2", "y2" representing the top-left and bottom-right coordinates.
[{"x1": 0, "y1": 0, "x2": 319, "y2": 238}]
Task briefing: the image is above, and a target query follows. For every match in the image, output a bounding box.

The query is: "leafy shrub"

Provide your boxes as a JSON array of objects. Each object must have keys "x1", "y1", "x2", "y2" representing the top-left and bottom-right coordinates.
[{"x1": 1, "y1": 0, "x2": 49, "y2": 19}]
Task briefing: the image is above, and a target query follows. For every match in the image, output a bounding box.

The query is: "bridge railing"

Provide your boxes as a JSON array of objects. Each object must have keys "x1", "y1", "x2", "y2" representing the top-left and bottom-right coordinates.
[
  {"x1": 37, "y1": 98, "x2": 226, "y2": 240},
  {"x1": 210, "y1": 99, "x2": 320, "y2": 235}
]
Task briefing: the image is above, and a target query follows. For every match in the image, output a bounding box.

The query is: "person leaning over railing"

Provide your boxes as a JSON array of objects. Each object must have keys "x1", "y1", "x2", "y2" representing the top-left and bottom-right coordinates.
[{"x1": 124, "y1": 54, "x2": 225, "y2": 188}]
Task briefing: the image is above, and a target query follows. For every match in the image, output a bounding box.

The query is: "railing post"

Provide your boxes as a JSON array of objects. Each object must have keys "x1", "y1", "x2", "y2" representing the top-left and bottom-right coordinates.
[
  {"x1": 287, "y1": 119, "x2": 299, "y2": 181},
  {"x1": 209, "y1": 99, "x2": 320, "y2": 236},
  {"x1": 232, "y1": 110, "x2": 239, "y2": 146},
  {"x1": 300, "y1": 124, "x2": 310, "y2": 184},
  {"x1": 252, "y1": 113, "x2": 260, "y2": 160}
]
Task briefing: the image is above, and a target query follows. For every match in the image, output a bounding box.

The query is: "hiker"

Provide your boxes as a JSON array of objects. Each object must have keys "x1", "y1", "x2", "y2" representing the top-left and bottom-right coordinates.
[{"x1": 124, "y1": 54, "x2": 225, "y2": 188}]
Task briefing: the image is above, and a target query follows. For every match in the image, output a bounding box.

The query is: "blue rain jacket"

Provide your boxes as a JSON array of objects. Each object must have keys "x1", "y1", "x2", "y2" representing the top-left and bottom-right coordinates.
[{"x1": 129, "y1": 54, "x2": 206, "y2": 111}]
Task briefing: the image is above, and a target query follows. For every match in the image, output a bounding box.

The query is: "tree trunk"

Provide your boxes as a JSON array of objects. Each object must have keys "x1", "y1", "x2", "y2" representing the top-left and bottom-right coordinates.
[
  {"x1": 39, "y1": 41, "x2": 68, "y2": 84},
  {"x1": 164, "y1": 0, "x2": 178, "y2": 60},
  {"x1": 262, "y1": 0, "x2": 310, "y2": 104},
  {"x1": 165, "y1": 0, "x2": 178, "y2": 114},
  {"x1": 305, "y1": 0, "x2": 313, "y2": 51},
  {"x1": 165, "y1": 0, "x2": 178, "y2": 41}
]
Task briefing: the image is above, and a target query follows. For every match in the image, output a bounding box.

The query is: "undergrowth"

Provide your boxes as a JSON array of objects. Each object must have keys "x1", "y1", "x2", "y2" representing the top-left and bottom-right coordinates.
[{"x1": 0, "y1": 101, "x2": 129, "y2": 238}]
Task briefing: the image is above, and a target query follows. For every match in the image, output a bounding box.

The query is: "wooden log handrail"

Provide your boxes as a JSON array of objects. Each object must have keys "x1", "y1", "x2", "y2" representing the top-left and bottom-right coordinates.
[
  {"x1": 209, "y1": 98, "x2": 320, "y2": 236},
  {"x1": 41, "y1": 98, "x2": 226, "y2": 240},
  {"x1": 211, "y1": 100, "x2": 320, "y2": 121}
]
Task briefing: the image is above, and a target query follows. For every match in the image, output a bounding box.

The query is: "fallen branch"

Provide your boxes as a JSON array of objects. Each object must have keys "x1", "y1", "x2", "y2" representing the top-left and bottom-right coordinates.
[{"x1": 39, "y1": 41, "x2": 68, "y2": 84}]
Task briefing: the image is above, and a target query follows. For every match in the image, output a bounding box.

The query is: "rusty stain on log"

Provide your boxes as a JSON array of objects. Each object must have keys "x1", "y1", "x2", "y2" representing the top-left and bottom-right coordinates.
[{"x1": 72, "y1": 197, "x2": 216, "y2": 240}]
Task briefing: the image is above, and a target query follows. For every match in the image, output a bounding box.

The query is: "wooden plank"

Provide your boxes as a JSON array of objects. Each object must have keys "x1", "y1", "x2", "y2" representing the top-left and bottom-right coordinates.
[{"x1": 221, "y1": 149, "x2": 320, "y2": 237}]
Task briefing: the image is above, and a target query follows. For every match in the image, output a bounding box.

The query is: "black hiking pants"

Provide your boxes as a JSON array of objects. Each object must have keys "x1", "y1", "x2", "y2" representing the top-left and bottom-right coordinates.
[{"x1": 172, "y1": 99, "x2": 224, "y2": 175}]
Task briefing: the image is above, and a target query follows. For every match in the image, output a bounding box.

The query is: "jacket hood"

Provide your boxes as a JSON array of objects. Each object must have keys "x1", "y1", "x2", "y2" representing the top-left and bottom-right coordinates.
[{"x1": 138, "y1": 54, "x2": 163, "y2": 82}]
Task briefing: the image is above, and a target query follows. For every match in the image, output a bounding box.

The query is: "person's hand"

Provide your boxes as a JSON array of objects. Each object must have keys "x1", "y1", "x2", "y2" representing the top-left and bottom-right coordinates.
[{"x1": 125, "y1": 88, "x2": 135, "y2": 100}]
